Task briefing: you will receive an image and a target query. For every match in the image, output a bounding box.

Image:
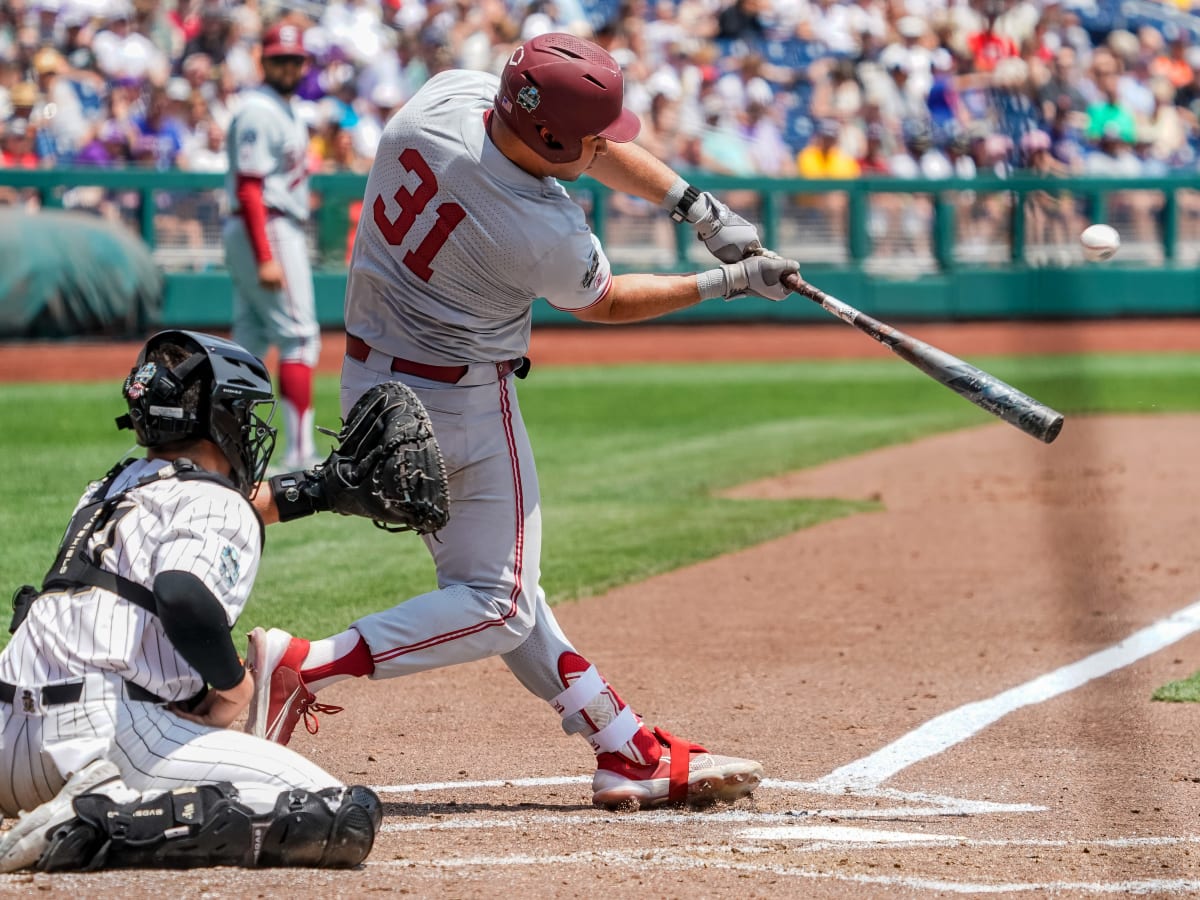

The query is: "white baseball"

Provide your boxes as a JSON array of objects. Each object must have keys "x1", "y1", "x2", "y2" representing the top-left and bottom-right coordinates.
[{"x1": 1080, "y1": 224, "x2": 1120, "y2": 262}]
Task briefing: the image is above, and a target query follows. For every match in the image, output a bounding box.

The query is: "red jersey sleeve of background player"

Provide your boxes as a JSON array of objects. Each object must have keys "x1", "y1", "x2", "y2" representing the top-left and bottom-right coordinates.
[{"x1": 235, "y1": 175, "x2": 273, "y2": 265}]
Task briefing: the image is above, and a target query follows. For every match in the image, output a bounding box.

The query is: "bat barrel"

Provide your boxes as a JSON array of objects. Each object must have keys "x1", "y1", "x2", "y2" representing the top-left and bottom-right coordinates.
[
  {"x1": 1040, "y1": 412, "x2": 1065, "y2": 444},
  {"x1": 786, "y1": 275, "x2": 1066, "y2": 445},
  {"x1": 997, "y1": 401, "x2": 1064, "y2": 444}
]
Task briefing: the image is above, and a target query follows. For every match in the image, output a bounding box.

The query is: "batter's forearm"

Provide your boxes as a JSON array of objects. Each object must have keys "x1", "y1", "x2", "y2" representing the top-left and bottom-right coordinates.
[
  {"x1": 574, "y1": 273, "x2": 705, "y2": 324},
  {"x1": 588, "y1": 142, "x2": 680, "y2": 205}
]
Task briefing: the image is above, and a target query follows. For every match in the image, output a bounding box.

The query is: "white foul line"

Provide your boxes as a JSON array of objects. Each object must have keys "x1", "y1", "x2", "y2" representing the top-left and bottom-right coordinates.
[
  {"x1": 816, "y1": 596, "x2": 1200, "y2": 792},
  {"x1": 367, "y1": 848, "x2": 1200, "y2": 895}
]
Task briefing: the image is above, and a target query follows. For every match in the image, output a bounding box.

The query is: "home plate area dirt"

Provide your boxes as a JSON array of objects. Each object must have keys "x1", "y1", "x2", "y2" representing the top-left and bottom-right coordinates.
[{"x1": 2, "y1": 322, "x2": 1200, "y2": 897}]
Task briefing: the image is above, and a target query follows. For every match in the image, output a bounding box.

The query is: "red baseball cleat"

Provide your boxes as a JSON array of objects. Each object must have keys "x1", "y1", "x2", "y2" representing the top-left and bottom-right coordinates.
[
  {"x1": 591, "y1": 727, "x2": 763, "y2": 810},
  {"x1": 244, "y1": 627, "x2": 342, "y2": 745}
]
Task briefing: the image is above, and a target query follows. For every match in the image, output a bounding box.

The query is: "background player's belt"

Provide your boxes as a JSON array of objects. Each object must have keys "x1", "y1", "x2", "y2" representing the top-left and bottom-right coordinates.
[{"x1": 345, "y1": 334, "x2": 527, "y2": 383}]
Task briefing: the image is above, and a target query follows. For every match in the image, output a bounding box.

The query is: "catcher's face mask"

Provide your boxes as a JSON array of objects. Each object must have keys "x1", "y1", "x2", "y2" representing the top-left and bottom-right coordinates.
[{"x1": 118, "y1": 330, "x2": 278, "y2": 497}]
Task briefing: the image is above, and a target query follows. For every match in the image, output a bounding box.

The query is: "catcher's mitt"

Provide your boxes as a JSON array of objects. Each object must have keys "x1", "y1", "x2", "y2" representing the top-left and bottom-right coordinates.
[{"x1": 271, "y1": 382, "x2": 449, "y2": 534}]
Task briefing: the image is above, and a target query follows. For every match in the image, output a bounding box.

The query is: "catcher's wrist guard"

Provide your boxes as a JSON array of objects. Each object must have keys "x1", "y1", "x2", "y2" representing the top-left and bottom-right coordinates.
[{"x1": 269, "y1": 470, "x2": 329, "y2": 522}]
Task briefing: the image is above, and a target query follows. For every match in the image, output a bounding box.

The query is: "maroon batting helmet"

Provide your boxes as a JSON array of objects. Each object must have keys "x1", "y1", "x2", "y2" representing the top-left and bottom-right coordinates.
[
  {"x1": 262, "y1": 22, "x2": 307, "y2": 59},
  {"x1": 494, "y1": 33, "x2": 640, "y2": 164}
]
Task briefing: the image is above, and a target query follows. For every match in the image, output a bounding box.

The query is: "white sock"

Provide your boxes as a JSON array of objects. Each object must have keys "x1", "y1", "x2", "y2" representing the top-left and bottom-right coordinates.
[
  {"x1": 282, "y1": 402, "x2": 316, "y2": 464},
  {"x1": 301, "y1": 629, "x2": 366, "y2": 693}
]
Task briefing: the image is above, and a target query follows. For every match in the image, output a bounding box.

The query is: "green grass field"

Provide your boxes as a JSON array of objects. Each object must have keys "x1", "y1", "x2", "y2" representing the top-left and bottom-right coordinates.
[{"x1": 3, "y1": 352, "x2": 1199, "y2": 654}]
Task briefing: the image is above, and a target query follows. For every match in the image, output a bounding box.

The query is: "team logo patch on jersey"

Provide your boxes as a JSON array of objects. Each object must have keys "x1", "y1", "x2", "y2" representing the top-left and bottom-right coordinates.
[
  {"x1": 581, "y1": 248, "x2": 601, "y2": 289},
  {"x1": 219, "y1": 545, "x2": 240, "y2": 588},
  {"x1": 239, "y1": 127, "x2": 257, "y2": 145},
  {"x1": 517, "y1": 86, "x2": 541, "y2": 112},
  {"x1": 124, "y1": 362, "x2": 158, "y2": 400}
]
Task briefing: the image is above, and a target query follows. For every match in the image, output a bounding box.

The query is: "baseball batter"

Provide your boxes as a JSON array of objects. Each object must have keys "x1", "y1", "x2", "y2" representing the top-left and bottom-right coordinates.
[
  {"x1": 222, "y1": 21, "x2": 321, "y2": 470},
  {"x1": 0, "y1": 331, "x2": 379, "y2": 872},
  {"x1": 248, "y1": 33, "x2": 800, "y2": 809}
]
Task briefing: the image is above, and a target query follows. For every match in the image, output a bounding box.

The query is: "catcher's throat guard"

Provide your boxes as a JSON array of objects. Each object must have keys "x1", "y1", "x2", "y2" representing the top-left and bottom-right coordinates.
[{"x1": 269, "y1": 382, "x2": 449, "y2": 534}]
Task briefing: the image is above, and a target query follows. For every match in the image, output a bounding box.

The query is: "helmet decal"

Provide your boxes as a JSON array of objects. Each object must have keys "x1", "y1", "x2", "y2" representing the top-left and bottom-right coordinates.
[
  {"x1": 516, "y1": 85, "x2": 541, "y2": 113},
  {"x1": 124, "y1": 363, "x2": 157, "y2": 400}
]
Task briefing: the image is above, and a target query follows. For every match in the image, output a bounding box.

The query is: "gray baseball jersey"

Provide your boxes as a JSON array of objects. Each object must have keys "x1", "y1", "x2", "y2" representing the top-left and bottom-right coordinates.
[
  {"x1": 226, "y1": 85, "x2": 310, "y2": 222},
  {"x1": 344, "y1": 70, "x2": 613, "y2": 363}
]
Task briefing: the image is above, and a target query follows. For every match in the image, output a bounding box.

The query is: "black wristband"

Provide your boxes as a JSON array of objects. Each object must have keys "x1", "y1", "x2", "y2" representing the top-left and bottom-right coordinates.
[
  {"x1": 269, "y1": 470, "x2": 324, "y2": 522},
  {"x1": 670, "y1": 184, "x2": 702, "y2": 223}
]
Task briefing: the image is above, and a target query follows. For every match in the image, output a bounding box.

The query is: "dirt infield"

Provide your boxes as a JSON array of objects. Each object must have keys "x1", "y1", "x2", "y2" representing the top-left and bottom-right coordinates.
[{"x1": 3, "y1": 320, "x2": 1200, "y2": 897}]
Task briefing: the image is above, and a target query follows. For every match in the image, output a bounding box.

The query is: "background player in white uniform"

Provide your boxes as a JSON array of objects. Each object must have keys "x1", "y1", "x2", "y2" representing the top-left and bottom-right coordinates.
[
  {"x1": 0, "y1": 331, "x2": 379, "y2": 872},
  {"x1": 247, "y1": 33, "x2": 800, "y2": 810},
  {"x1": 222, "y1": 21, "x2": 321, "y2": 470}
]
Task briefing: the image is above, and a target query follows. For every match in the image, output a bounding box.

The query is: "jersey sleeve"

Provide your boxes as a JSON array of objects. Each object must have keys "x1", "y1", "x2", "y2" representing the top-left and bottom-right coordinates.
[
  {"x1": 530, "y1": 230, "x2": 614, "y2": 312},
  {"x1": 151, "y1": 486, "x2": 262, "y2": 625},
  {"x1": 230, "y1": 107, "x2": 280, "y2": 178}
]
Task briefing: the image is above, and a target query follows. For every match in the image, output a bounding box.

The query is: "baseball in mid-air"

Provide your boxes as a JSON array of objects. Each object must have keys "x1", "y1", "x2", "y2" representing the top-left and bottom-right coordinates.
[{"x1": 1080, "y1": 224, "x2": 1120, "y2": 262}]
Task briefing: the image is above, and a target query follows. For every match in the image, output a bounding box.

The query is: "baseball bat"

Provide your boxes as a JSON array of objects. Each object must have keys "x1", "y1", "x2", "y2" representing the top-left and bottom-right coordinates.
[{"x1": 784, "y1": 275, "x2": 1064, "y2": 444}]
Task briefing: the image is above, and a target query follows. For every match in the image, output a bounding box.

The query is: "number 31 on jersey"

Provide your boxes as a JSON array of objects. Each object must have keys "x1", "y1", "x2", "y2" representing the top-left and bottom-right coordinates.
[{"x1": 372, "y1": 148, "x2": 466, "y2": 283}]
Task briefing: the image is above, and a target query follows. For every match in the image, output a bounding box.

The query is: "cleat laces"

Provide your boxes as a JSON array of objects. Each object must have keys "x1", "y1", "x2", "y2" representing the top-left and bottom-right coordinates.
[{"x1": 300, "y1": 697, "x2": 344, "y2": 734}]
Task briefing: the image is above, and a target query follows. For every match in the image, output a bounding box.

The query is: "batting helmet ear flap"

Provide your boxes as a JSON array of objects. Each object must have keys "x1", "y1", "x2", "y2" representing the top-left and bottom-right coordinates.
[{"x1": 537, "y1": 125, "x2": 565, "y2": 154}]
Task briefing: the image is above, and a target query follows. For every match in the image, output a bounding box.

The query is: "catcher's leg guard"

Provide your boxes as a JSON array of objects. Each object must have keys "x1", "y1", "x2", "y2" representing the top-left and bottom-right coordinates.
[
  {"x1": 37, "y1": 783, "x2": 381, "y2": 871},
  {"x1": 37, "y1": 783, "x2": 255, "y2": 872},
  {"x1": 256, "y1": 785, "x2": 380, "y2": 868}
]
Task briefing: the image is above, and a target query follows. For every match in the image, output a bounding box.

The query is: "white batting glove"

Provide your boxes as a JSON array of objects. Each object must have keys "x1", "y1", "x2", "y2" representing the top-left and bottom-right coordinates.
[
  {"x1": 720, "y1": 255, "x2": 800, "y2": 302},
  {"x1": 688, "y1": 192, "x2": 763, "y2": 263}
]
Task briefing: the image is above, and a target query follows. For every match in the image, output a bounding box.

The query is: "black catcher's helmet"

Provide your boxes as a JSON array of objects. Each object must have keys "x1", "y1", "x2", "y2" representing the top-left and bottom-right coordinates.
[{"x1": 117, "y1": 330, "x2": 277, "y2": 495}]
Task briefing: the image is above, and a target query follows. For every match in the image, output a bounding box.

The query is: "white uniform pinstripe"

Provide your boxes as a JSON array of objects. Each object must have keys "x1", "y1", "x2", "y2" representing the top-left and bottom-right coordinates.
[
  {"x1": 0, "y1": 459, "x2": 338, "y2": 817},
  {"x1": 340, "y1": 70, "x2": 613, "y2": 702}
]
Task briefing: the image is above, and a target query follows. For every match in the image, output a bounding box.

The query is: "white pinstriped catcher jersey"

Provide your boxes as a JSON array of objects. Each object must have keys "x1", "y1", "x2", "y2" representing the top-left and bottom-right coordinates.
[
  {"x1": 0, "y1": 459, "x2": 261, "y2": 702},
  {"x1": 225, "y1": 85, "x2": 310, "y2": 222},
  {"x1": 344, "y1": 69, "x2": 614, "y2": 364}
]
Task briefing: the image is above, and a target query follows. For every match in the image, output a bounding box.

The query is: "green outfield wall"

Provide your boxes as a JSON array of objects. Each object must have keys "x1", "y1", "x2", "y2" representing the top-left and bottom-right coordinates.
[{"x1": 3, "y1": 168, "x2": 1198, "y2": 326}]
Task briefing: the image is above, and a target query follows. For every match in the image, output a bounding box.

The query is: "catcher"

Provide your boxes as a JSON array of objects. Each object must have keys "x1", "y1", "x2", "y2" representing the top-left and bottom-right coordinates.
[{"x1": 0, "y1": 330, "x2": 445, "y2": 872}]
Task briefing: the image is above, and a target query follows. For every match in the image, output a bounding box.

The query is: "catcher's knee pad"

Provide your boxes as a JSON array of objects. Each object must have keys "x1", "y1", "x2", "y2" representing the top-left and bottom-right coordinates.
[
  {"x1": 255, "y1": 785, "x2": 380, "y2": 869},
  {"x1": 38, "y1": 783, "x2": 255, "y2": 872}
]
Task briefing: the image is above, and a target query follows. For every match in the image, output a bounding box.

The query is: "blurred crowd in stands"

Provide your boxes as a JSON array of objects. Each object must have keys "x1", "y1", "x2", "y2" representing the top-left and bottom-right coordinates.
[
  {"x1": 3, "y1": 0, "x2": 1200, "y2": 262},
  {"x1": 2, "y1": 0, "x2": 1200, "y2": 180}
]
